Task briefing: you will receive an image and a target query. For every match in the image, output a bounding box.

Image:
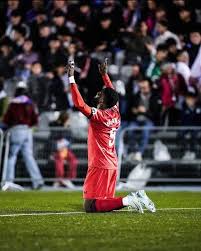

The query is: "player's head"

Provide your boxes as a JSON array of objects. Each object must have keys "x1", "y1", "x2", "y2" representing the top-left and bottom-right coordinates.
[{"x1": 94, "y1": 87, "x2": 119, "y2": 109}]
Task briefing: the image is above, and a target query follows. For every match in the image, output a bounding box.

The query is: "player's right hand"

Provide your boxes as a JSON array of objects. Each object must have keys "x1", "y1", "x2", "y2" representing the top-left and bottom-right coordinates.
[
  {"x1": 98, "y1": 58, "x2": 108, "y2": 75},
  {"x1": 66, "y1": 60, "x2": 75, "y2": 77}
]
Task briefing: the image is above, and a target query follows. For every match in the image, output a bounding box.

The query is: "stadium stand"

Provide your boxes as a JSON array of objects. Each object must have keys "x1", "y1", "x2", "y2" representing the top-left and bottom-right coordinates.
[{"x1": 0, "y1": 0, "x2": 201, "y2": 189}]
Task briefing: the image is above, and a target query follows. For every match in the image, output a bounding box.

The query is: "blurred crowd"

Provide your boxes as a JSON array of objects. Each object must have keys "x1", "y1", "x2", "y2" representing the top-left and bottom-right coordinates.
[
  {"x1": 0, "y1": 0, "x2": 201, "y2": 126},
  {"x1": 1, "y1": 0, "x2": 201, "y2": 189}
]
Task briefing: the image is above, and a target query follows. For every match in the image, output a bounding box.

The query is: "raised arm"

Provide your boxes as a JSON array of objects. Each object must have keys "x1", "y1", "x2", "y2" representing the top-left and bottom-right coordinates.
[
  {"x1": 67, "y1": 61, "x2": 92, "y2": 118},
  {"x1": 98, "y1": 58, "x2": 114, "y2": 89}
]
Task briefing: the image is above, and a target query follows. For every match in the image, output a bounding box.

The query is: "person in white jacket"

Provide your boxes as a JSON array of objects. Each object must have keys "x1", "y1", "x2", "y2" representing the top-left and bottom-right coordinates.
[
  {"x1": 190, "y1": 46, "x2": 201, "y2": 87},
  {"x1": 176, "y1": 50, "x2": 191, "y2": 85},
  {"x1": 155, "y1": 20, "x2": 181, "y2": 49}
]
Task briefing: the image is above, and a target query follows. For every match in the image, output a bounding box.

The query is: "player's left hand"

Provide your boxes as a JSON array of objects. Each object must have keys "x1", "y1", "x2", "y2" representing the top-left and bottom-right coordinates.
[
  {"x1": 98, "y1": 58, "x2": 108, "y2": 75},
  {"x1": 66, "y1": 60, "x2": 75, "y2": 77}
]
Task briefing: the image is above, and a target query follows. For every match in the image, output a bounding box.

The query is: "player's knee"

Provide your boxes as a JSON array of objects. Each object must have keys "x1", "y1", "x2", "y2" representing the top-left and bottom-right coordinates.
[{"x1": 83, "y1": 199, "x2": 96, "y2": 213}]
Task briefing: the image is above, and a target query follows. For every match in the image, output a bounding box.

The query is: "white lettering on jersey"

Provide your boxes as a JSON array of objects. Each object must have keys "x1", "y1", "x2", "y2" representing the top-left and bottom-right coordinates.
[{"x1": 106, "y1": 118, "x2": 119, "y2": 126}]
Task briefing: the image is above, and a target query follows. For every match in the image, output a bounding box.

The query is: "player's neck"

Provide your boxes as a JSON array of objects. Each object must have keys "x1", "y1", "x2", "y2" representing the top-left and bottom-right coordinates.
[{"x1": 97, "y1": 103, "x2": 106, "y2": 110}]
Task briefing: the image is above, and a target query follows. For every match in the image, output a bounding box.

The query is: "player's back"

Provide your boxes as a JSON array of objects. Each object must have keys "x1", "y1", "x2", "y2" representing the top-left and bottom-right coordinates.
[{"x1": 88, "y1": 105, "x2": 120, "y2": 170}]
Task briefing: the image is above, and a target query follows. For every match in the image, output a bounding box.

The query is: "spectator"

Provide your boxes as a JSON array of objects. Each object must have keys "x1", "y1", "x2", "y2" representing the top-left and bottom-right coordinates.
[
  {"x1": 66, "y1": 42, "x2": 77, "y2": 61},
  {"x1": 10, "y1": 26, "x2": 26, "y2": 53},
  {"x1": 48, "y1": 63, "x2": 71, "y2": 111},
  {"x1": 190, "y1": 35, "x2": 201, "y2": 88},
  {"x1": 176, "y1": 50, "x2": 191, "y2": 85},
  {"x1": 52, "y1": 10, "x2": 66, "y2": 35},
  {"x1": 49, "y1": 111, "x2": 78, "y2": 188},
  {"x1": 51, "y1": 0, "x2": 68, "y2": 15},
  {"x1": 179, "y1": 85, "x2": 201, "y2": 160},
  {"x1": 2, "y1": 81, "x2": 44, "y2": 189},
  {"x1": 186, "y1": 27, "x2": 201, "y2": 67},
  {"x1": 27, "y1": 61, "x2": 50, "y2": 112},
  {"x1": 142, "y1": 0, "x2": 158, "y2": 35},
  {"x1": 146, "y1": 43, "x2": 168, "y2": 82},
  {"x1": 93, "y1": 14, "x2": 118, "y2": 52},
  {"x1": 55, "y1": 62, "x2": 73, "y2": 108},
  {"x1": 159, "y1": 62, "x2": 187, "y2": 125},
  {"x1": 100, "y1": 0, "x2": 123, "y2": 31},
  {"x1": 121, "y1": 0, "x2": 141, "y2": 32},
  {"x1": 25, "y1": 0, "x2": 44, "y2": 23},
  {"x1": 126, "y1": 63, "x2": 144, "y2": 102},
  {"x1": 36, "y1": 22, "x2": 52, "y2": 52},
  {"x1": 15, "y1": 38, "x2": 39, "y2": 67},
  {"x1": 155, "y1": 6, "x2": 167, "y2": 24},
  {"x1": 6, "y1": 0, "x2": 21, "y2": 21},
  {"x1": 6, "y1": 9, "x2": 30, "y2": 39},
  {"x1": 126, "y1": 78, "x2": 162, "y2": 161},
  {"x1": 176, "y1": 7, "x2": 195, "y2": 37},
  {"x1": 123, "y1": 20, "x2": 152, "y2": 66},
  {"x1": 0, "y1": 0, "x2": 199, "y2": 132},
  {"x1": 0, "y1": 78, "x2": 8, "y2": 121},
  {"x1": 155, "y1": 20, "x2": 181, "y2": 49},
  {"x1": 42, "y1": 34, "x2": 65, "y2": 71},
  {"x1": 0, "y1": 38, "x2": 15, "y2": 79},
  {"x1": 57, "y1": 27, "x2": 73, "y2": 50},
  {"x1": 166, "y1": 38, "x2": 178, "y2": 63},
  {"x1": 75, "y1": 2, "x2": 93, "y2": 49},
  {"x1": 116, "y1": 78, "x2": 162, "y2": 161},
  {"x1": 29, "y1": 9, "x2": 48, "y2": 45}
]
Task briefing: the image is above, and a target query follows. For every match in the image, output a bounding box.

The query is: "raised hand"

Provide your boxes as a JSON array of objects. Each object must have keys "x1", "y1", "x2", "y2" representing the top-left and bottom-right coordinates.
[
  {"x1": 98, "y1": 58, "x2": 108, "y2": 75},
  {"x1": 66, "y1": 60, "x2": 75, "y2": 77}
]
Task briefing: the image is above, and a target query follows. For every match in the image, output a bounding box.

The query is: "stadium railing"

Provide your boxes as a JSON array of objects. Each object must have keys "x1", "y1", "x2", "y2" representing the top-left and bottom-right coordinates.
[
  {"x1": 117, "y1": 126, "x2": 201, "y2": 185},
  {"x1": 1, "y1": 126, "x2": 201, "y2": 188},
  {"x1": 1, "y1": 131, "x2": 10, "y2": 187},
  {"x1": 0, "y1": 129, "x2": 4, "y2": 172}
]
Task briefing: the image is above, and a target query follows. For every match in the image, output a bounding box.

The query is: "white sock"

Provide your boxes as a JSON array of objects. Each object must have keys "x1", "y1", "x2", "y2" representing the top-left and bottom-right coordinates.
[{"x1": 122, "y1": 196, "x2": 129, "y2": 206}]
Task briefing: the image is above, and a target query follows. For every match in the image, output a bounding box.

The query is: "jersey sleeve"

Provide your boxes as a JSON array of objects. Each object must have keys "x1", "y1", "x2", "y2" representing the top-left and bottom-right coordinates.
[
  {"x1": 70, "y1": 83, "x2": 92, "y2": 118},
  {"x1": 102, "y1": 74, "x2": 114, "y2": 89}
]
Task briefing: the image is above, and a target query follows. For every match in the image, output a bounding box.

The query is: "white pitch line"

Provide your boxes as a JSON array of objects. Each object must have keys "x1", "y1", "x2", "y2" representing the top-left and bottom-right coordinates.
[
  {"x1": 0, "y1": 208, "x2": 201, "y2": 217},
  {"x1": 0, "y1": 211, "x2": 84, "y2": 217}
]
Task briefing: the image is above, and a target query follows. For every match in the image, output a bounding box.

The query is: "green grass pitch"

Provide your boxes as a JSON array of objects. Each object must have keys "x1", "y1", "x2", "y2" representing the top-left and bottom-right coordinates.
[{"x1": 0, "y1": 191, "x2": 201, "y2": 251}]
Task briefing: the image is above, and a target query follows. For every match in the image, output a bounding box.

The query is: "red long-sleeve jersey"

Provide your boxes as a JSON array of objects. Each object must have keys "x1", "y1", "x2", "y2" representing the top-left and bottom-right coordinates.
[{"x1": 70, "y1": 74, "x2": 120, "y2": 170}]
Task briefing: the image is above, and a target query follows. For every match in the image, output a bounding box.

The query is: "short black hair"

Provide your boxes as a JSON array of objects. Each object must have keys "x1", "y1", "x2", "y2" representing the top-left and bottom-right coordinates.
[
  {"x1": 53, "y1": 10, "x2": 65, "y2": 18},
  {"x1": 102, "y1": 87, "x2": 119, "y2": 109},
  {"x1": 176, "y1": 49, "x2": 187, "y2": 58},
  {"x1": 11, "y1": 9, "x2": 22, "y2": 17},
  {"x1": 139, "y1": 77, "x2": 153, "y2": 87},
  {"x1": 156, "y1": 43, "x2": 168, "y2": 52},
  {"x1": 190, "y1": 24, "x2": 201, "y2": 34},
  {"x1": 166, "y1": 38, "x2": 177, "y2": 47},
  {"x1": 13, "y1": 26, "x2": 26, "y2": 37},
  {"x1": 158, "y1": 19, "x2": 168, "y2": 28}
]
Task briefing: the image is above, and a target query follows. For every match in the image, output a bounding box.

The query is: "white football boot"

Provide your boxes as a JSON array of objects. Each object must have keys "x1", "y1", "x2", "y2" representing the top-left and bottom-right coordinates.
[
  {"x1": 2, "y1": 182, "x2": 24, "y2": 191},
  {"x1": 135, "y1": 190, "x2": 156, "y2": 213},
  {"x1": 126, "y1": 193, "x2": 144, "y2": 213}
]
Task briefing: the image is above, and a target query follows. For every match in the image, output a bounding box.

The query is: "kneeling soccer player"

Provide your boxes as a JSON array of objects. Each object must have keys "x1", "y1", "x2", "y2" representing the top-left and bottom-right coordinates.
[{"x1": 66, "y1": 58, "x2": 156, "y2": 213}]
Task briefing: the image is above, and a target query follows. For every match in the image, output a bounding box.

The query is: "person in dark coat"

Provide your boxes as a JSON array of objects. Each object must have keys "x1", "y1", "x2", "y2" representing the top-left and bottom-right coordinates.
[
  {"x1": 27, "y1": 61, "x2": 50, "y2": 112},
  {"x1": 116, "y1": 78, "x2": 162, "y2": 161},
  {"x1": 179, "y1": 85, "x2": 201, "y2": 160}
]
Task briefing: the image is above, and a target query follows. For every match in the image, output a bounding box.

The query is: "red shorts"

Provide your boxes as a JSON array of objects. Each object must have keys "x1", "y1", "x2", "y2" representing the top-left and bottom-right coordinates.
[{"x1": 83, "y1": 167, "x2": 117, "y2": 199}]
